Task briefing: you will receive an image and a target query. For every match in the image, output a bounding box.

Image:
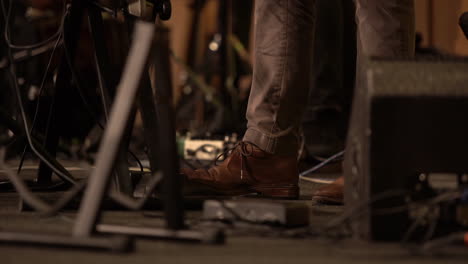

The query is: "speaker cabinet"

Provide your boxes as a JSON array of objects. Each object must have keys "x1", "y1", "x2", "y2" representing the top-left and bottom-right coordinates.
[{"x1": 344, "y1": 58, "x2": 468, "y2": 241}]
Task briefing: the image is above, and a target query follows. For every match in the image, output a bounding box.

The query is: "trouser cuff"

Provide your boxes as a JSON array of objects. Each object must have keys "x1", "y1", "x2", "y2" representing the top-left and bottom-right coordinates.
[{"x1": 243, "y1": 128, "x2": 299, "y2": 156}]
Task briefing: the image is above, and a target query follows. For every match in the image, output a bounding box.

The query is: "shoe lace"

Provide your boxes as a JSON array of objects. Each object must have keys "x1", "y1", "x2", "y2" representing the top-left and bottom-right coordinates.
[{"x1": 214, "y1": 141, "x2": 255, "y2": 180}]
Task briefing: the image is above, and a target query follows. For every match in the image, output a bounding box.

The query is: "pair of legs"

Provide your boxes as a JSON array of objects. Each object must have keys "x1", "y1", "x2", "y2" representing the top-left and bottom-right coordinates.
[
  {"x1": 183, "y1": 0, "x2": 415, "y2": 199},
  {"x1": 244, "y1": 0, "x2": 415, "y2": 155}
]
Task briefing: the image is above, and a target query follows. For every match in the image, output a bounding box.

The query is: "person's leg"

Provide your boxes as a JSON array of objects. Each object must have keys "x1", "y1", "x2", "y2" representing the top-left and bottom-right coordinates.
[
  {"x1": 301, "y1": 0, "x2": 356, "y2": 159},
  {"x1": 356, "y1": 0, "x2": 415, "y2": 58},
  {"x1": 312, "y1": 0, "x2": 415, "y2": 204},
  {"x1": 243, "y1": 0, "x2": 317, "y2": 156},
  {"x1": 182, "y1": 0, "x2": 317, "y2": 199}
]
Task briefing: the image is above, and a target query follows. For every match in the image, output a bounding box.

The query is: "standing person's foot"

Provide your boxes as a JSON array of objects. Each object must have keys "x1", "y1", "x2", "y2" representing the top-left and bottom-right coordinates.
[
  {"x1": 181, "y1": 142, "x2": 299, "y2": 199},
  {"x1": 311, "y1": 176, "x2": 344, "y2": 204}
]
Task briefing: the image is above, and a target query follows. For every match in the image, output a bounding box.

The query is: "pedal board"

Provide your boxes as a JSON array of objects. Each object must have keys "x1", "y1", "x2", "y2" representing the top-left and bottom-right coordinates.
[
  {"x1": 178, "y1": 134, "x2": 238, "y2": 162},
  {"x1": 203, "y1": 199, "x2": 310, "y2": 227}
]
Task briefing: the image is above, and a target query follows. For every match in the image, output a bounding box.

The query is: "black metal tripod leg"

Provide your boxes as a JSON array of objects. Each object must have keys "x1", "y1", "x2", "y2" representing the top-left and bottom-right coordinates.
[
  {"x1": 0, "y1": 232, "x2": 133, "y2": 252},
  {"x1": 73, "y1": 22, "x2": 156, "y2": 237},
  {"x1": 37, "y1": 1, "x2": 86, "y2": 184},
  {"x1": 138, "y1": 75, "x2": 161, "y2": 173},
  {"x1": 87, "y1": 5, "x2": 113, "y2": 119},
  {"x1": 112, "y1": 110, "x2": 135, "y2": 196},
  {"x1": 88, "y1": 6, "x2": 133, "y2": 195},
  {"x1": 97, "y1": 224, "x2": 224, "y2": 244},
  {"x1": 150, "y1": 26, "x2": 184, "y2": 230}
]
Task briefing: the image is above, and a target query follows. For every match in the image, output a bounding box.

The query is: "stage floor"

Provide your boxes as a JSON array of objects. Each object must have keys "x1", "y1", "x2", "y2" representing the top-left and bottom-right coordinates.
[{"x1": 0, "y1": 160, "x2": 467, "y2": 264}]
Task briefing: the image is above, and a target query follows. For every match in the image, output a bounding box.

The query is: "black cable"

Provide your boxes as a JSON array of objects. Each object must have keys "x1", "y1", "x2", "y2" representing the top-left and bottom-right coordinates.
[
  {"x1": 61, "y1": 14, "x2": 145, "y2": 173},
  {"x1": 1, "y1": 0, "x2": 66, "y2": 50},
  {"x1": 0, "y1": 148, "x2": 51, "y2": 211},
  {"x1": 4, "y1": 61, "x2": 76, "y2": 183},
  {"x1": 4, "y1": 2, "x2": 145, "y2": 181},
  {"x1": 195, "y1": 189, "x2": 464, "y2": 242},
  {"x1": 0, "y1": 112, "x2": 17, "y2": 146},
  {"x1": 16, "y1": 150, "x2": 26, "y2": 174},
  {"x1": 1, "y1": 2, "x2": 160, "y2": 215},
  {"x1": 27, "y1": 31, "x2": 64, "y2": 140},
  {"x1": 422, "y1": 217, "x2": 438, "y2": 243},
  {"x1": 43, "y1": 172, "x2": 162, "y2": 216},
  {"x1": 0, "y1": 38, "x2": 64, "y2": 69},
  {"x1": 300, "y1": 150, "x2": 345, "y2": 178},
  {"x1": 400, "y1": 191, "x2": 462, "y2": 245},
  {"x1": 1, "y1": 154, "x2": 163, "y2": 216},
  {"x1": 326, "y1": 189, "x2": 462, "y2": 239},
  {"x1": 1, "y1": 1, "x2": 67, "y2": 178},
  {"x1": 194, "y1": 186, "x2": 464, "y2": 243},
  {"x1": 61, "y1": 20, "x2": 103, "y2": 130},
  {"x1": 11, "y1": 19, "x2": 161, "y2": 214},
  {"x1": 323, "y1": 189, "x2": 411, "y2": 233},
  {"x1": 128, "y1": 149, "x2": 144, "y2": 173},
  {"x1": 0, "y1": 145, "x2": 90, "y2": 215},
  {"x1": 17, "y1": 32, "x2": 63, "y2": 175},
  {"x1": 401, "y1": 211, "x2": 429, "y2": 244},
  {"x1": 419, "y1": 232, "x2": 466, "y2": 253},
  {"x1": 1, "y1": 0, "x2": 76, "y2": 184},
  {"x1": 0, "y1": 1, "x2": 64, "y2": 174},
  {"x1": 3, "y1": 24, "x2": 76, "y2": 185}
]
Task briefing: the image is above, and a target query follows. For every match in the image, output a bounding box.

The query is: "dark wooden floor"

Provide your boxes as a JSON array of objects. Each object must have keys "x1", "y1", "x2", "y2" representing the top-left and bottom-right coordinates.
[{"x1": 0, "y1": 161, "x2": 467, "y2": 264}]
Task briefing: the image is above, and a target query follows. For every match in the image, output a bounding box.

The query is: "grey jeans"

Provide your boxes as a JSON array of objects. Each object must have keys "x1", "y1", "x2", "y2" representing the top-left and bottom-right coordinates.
[{"x1": 243, "y1": 0, "x2": 415, "y2": 155}]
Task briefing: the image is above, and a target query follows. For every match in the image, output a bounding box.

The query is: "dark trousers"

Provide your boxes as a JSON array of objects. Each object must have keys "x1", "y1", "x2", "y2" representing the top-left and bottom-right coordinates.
[
  {"x1": 243, "y1": 0, "x2": 415, "y2": 155},
  {"x1": 302, "y1": 0, "x2": 356, "y2": 157}
]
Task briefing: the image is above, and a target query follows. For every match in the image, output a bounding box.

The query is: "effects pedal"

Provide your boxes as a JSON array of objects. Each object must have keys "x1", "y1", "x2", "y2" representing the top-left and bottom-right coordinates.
[
  {"x1": 203, "y1": 199, "x2": 310, "y2": 227},
  {"x1": 178, "y1": 134, "x2": 238, "y2": 162}
]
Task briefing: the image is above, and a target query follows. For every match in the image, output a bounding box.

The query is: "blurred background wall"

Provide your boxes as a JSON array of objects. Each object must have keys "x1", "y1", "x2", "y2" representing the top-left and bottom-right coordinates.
[
  {"x1": 415, "y1": 0, "x2": 468, "y2": 55},
  {"x1": 165, "y1": 0, "x2": 468, "y2": 103}
]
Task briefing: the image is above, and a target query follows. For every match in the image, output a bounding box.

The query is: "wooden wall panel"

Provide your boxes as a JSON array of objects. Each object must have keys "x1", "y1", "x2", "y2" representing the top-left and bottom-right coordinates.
[
  {"x1": 163, "y1": 0, "x2": 219, "y2": 103},
  {"x1": 161, "y1": 0, "x2": 192, "y2": 103},
  {"x1": 415, "y1": 0, "x2": 468, "y2": 55},
  {"x1": 415, "y1": 0, "x2": 431, "y2": 47},
  {"x1": 165, "y1": 0, "x2": 468, "y2": 102},
  {"x1": 432, "y1": 0, "x2": 461, "y2": 53},
  {"x1": 455, "y1": 0, "x2": 468, "y2": 55}
]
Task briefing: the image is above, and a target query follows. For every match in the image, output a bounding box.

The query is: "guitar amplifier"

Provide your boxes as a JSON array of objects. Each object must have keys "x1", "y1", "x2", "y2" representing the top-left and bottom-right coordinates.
[{"x1": 344, "y1": 58, "x2": 468, "y2": 241}]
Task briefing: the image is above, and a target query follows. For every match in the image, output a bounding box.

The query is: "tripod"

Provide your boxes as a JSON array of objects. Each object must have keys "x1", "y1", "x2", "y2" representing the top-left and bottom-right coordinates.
[{"x1": 0, "y1": 0, "x2": 223, "y2": 251}]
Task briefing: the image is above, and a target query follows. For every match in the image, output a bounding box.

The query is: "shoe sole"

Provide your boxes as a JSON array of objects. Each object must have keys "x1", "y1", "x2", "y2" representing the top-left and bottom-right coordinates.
[
  {"x1": 311, "y1": 195, "x2": 343, "y2": 205},
  {"x1": 184, "y1": 180, "x2": 299, "y2": 200},
  {"x1": 252, "y1": 185, "x2": 299, "y2": 200}
]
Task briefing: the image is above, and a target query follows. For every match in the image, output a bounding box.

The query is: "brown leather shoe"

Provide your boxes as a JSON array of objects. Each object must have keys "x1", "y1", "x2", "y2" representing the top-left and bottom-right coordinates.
[
  {"x1": 181, "y1": 142, "x2": 299, "y2": 199},
  {"x1": 311, "y1": 176, "x2": 344, "y2": 204}
]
